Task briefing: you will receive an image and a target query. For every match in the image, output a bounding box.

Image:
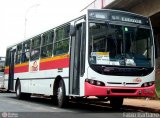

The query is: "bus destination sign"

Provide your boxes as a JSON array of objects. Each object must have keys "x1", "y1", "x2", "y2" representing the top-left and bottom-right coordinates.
[
  {"x1": 111, "y1": 15, "x2": 142, "y2": 24},
  {"x1": 109, "y1": 11, "x2": 149, "y2": 25}
]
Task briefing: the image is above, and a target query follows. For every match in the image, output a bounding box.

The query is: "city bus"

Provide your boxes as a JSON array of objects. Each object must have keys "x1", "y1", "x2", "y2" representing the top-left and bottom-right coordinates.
[
  {"x1": 4, "y1": 9, "x2": 155, "y2": 108},
  {"x1": 0, "y1": 57, "x2": 5, "y2": 89}
]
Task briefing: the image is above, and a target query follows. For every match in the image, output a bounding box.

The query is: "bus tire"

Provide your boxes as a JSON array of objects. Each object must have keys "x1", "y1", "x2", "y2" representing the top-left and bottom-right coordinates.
[
  {"x1": 57, "y1": 79, "x2": 68, "y2": 108},
  {"x1": 16, "y1": 81, "x2": 23, "y2": 99},
  {"x1": 110, "y1": 97, "x2": 123, "y2": 110}
]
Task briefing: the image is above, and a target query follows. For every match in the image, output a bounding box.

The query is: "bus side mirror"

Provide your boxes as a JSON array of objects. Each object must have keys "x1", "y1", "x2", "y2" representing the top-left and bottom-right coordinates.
[{"x1": 70, "y1": 25, "x2": 76, "y2": 36}]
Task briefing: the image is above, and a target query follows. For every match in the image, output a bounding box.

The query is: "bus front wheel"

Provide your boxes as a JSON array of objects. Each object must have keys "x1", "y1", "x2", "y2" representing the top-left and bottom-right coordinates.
[{"x1": 57, "y1": 79, "x2": 68, "y2": 108}]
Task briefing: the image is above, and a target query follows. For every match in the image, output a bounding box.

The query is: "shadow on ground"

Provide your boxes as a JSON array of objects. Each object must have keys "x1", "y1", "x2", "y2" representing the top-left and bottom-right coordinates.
[{"x1": 6, "y1": 94, "x2": 146, "y2": 113}]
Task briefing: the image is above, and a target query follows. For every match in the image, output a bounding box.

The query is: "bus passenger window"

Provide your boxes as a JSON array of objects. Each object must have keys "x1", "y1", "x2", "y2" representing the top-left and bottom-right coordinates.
[
  {"x1": 16, "y1": 44, "x2": 22, "y2": 64},
  {"x1": 30, "y1": 36, "x2": 41, "y2": 60},
  {"x1": 41, "y1": 31, "x2": 54, "y2": 58},
  {"x1": 54, "y1": 25, "x2": 70, "y2": 55},
  {"x1": 22, "y1": 40, "x2": 30, "y2": 62}
]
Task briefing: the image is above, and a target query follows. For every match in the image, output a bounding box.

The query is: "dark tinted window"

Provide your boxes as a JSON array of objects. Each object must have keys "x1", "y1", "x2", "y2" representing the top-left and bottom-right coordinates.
[
  {"x1": 22, "y1": 40, "x2": 31, "y2": 62},
  {"x1": 54, "y1": 25, "x2": 70, "y2": 55},
  {"x1": 31, "y1": 36, "x2": 41, "y2": 60},
  {"x1": 16, "y1": 44, "x2": 22, "y2": 64},
  {"x1": 41, "y1": 31, "x2": 54, "y2": 58}
]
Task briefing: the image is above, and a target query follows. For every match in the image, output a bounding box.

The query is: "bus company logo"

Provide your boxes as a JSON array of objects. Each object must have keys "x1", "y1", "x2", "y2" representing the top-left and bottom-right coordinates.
[
  {"x1": 31, "y1": 61, "x2": 38, "y2": 71},
  {"x1": 122, "y1": 82, "x2": 126, "y2": 86},
  {"x1": 2, "y1": 112, "x2": 8, "y2": 118},
  {"x1": 133, "y1": 77, "x2": 142, "y2": 83}
]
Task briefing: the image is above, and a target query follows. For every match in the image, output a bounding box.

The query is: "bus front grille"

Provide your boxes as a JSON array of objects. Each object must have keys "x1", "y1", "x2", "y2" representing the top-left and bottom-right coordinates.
[{"x1": 111, "y1": 89, "x2": 136, "y2": 93}]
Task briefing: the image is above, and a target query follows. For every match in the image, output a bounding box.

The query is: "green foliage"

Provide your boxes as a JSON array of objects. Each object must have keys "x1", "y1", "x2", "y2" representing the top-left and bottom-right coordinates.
[
  {"x1": 156, "y1": 86, "x2": 160, "y2": 97},
  {"x1": 155, "y1": 74, "x2": 160, "y2": 98}
]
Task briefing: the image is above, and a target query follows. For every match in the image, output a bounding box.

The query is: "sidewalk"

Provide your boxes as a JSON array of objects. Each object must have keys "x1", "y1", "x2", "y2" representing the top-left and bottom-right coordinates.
[{"x1": 123, "y1": 98, "x2": 160, "y2": 113}]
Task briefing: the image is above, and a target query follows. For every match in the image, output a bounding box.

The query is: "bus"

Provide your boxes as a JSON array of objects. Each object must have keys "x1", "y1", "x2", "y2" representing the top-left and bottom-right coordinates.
[
  {"x1": 4, "y1": 9, "x2": 155, "y2": 108},
  {"x1": 0, "y1": 57, "x2": 5, "y2": 89}
]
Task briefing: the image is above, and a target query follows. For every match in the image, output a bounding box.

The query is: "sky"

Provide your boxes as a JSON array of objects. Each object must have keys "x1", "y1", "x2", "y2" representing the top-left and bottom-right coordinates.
[{"x1": 0, "y1": 0, "x2": 94, "y2": 56}]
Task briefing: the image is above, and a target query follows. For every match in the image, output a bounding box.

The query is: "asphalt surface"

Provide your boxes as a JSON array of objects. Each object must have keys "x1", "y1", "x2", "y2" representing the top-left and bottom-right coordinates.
[{"x1": 0, "y1": 92, "x2": 159, "y2": 118}]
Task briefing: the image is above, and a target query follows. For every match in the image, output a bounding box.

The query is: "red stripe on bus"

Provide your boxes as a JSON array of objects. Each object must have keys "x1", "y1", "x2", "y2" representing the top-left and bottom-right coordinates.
[
  {"x1": 14, "y1": 65, "x2": 29, "y2": 73},
  {"x1": 4, "y1": 57, "x2": 70, "y2": 74},
  {"x1": 40, "y1": 57, "x2": 70, "y2": 70}
]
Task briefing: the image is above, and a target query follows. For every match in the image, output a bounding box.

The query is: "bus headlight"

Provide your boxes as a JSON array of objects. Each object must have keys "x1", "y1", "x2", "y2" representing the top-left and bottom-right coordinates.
[
  {"x1": 144, "y1": 83, "x2": 148, "y2": 87},
  {"x1": 90, "y1": 80, "x2": 95, "y2": 85},
  {"x1": 141, "y1": 81, "x2": 154, "y2": 87},
  {"x1": 148, "y1": 82, "x2": 153, "y2": 86},
  {"x1": 96, "y1": 81, "x2": 102, "y2": 86},
  {"x1": 85, "y1": 79, "x2": 105, "y2": 86}
]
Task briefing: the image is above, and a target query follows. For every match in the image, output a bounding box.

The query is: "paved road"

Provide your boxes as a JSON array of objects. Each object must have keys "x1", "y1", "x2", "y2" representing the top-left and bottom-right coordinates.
[{"x1": 0, "y1": 93, "x2": 159, "y2": 118}]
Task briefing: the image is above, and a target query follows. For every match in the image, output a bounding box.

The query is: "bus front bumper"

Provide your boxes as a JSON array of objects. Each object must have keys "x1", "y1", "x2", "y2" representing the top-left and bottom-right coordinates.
[{"x1": 85, "y1": 82, "x2": 155, "y2": 97}]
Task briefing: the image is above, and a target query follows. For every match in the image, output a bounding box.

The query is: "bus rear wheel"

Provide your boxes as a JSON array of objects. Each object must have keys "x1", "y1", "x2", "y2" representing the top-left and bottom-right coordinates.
[
  {"x1": 57, "y1": 79, "x2": 68, "y2": 108},
  {"x1": 110, "y1": 97, "x2": 123, "y2": 110}
]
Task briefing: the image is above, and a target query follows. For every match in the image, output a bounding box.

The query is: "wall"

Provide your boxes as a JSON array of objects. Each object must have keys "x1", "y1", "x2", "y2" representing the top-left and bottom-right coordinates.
[{"x1": 129, "y1": 0, "x2": 160, "y2": 17}]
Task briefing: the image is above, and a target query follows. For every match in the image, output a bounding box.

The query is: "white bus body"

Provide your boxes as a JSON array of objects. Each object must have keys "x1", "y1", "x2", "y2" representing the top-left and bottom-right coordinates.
[{"x1": 4, "y1": 9, "x2": 155, "y2": 108}]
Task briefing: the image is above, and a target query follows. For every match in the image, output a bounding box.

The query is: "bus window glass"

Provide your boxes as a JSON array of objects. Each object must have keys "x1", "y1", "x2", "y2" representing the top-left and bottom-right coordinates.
[
  {"x1": 54, "y1": 25, "x2": 70, "y2": 55},
  {"x1": 41, "y1": 31, "x2": 54, "y2": 58},
  {"x1": 89, "y1": 23, "x2": 152, "y2": 68},
  {"x1": 16, "y1": 44, "x2": 22, "y2": 64},
  {"x1": 31, "y1": 36, "x2": 41, "y2": 60},
  {"x1": 42, "y1": 34, "x2": 48, "y2": 46},
  {"x1": 22, "y1": 40, "x2": 30, "y2": 62}
]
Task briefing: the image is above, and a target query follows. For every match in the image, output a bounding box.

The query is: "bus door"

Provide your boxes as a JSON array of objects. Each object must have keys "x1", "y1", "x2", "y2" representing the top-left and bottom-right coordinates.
[
  {"x1": 8, "y1": 48, "x2": 16, "y2": 90},
  {"x1": 69, "y1": 19, "x2": 86, "y2": 95}
]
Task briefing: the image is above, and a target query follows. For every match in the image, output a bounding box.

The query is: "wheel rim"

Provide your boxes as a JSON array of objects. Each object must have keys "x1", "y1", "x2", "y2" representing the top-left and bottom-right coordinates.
[
  {"x1": 16, "y1": 85, "x2": 20, "y2": 96},
  {"x1": 57, "y1": 86, "x2": 63, "y2": 104}
]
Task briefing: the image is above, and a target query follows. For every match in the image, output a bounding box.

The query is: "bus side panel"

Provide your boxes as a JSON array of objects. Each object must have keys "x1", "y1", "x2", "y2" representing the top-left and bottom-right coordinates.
[
  {"x1": 14, "y1": 67, "x2": 69, "y2": 95},
  {"x1": 19, "y1": 79, "x2": 29, "y2": 93},
  {"x1": 37, "y1": 79, "x2": 55, "y2": 95},
  {"x1": 64, "y1": 79, "x2": 69, "y2": 96}
]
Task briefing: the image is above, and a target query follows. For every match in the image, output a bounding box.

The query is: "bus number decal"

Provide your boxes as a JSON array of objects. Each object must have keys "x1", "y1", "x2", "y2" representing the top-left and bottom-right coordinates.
[{"x1": 133, "y1": 78, "x2": 142, "y2": 83}]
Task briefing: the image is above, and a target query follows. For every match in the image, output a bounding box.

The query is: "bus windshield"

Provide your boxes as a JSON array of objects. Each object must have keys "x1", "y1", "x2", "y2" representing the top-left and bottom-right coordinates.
[{"x1": 89, "y1": 22, "x2": 153, "y2": 68}]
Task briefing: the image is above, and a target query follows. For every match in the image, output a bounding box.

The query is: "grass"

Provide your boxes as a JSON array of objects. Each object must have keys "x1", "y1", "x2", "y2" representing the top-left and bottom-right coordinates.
[
  {"x1": 156, "y1": 86, "x2": 160, "y2": 98},
  {"x1": 155, "y1": 73, "x2": 160, "y2": 98}
]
